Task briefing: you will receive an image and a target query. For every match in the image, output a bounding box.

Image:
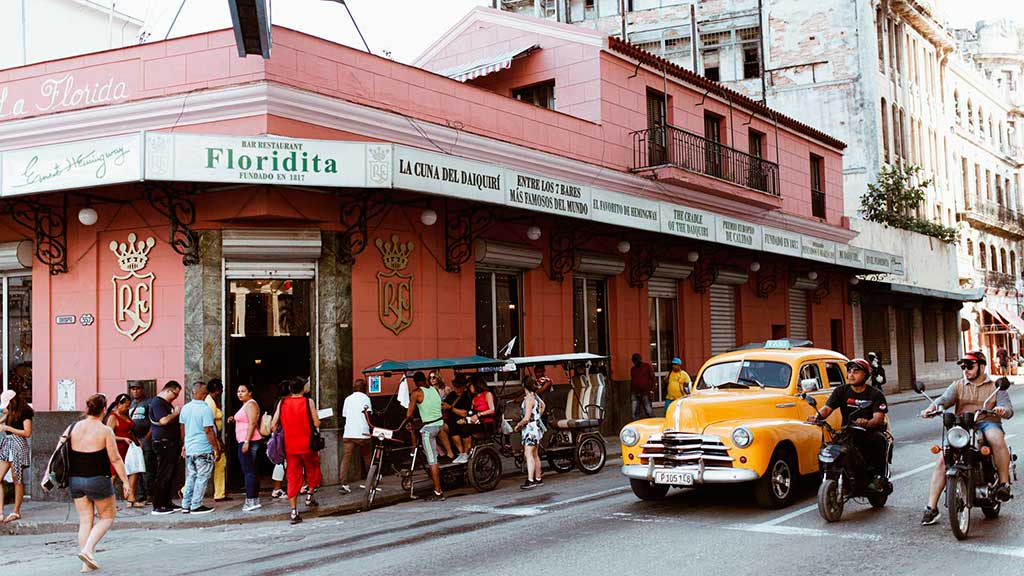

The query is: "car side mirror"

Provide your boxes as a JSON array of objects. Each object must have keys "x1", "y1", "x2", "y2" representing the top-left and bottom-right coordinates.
[
  {"x1": 997, "y1": 377, "x2": 1012, "y2": 391},
  {"x1": 912, "y1": 380, "x2": 926, "y2": 394},
  {"x1": 800, "y1": 378, "x2": 818, "y2": 393},
  {"x1": 802, "y1": 394, "x2": 818, "y2": 408}
]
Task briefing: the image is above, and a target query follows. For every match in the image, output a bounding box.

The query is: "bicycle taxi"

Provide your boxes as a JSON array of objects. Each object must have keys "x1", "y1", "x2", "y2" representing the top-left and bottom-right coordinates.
[
  {"x1": 499, "y1": 353, "x2": 609, "y2": 475},
  {"x1": 360, "y1": 355, "x2": 508, "y2": 509}
]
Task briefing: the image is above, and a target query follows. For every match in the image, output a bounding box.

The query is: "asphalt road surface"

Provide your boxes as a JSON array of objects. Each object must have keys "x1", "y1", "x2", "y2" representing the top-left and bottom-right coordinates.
[{"x1": 4, "y1": 388, "x2": 1023, "y2": 576}]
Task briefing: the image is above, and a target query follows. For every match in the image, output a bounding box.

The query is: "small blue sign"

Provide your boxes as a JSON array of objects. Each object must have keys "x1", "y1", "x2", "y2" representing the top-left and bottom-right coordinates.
[{"x1": 368, "y1": 375, "x2": 381, "y2": 394}]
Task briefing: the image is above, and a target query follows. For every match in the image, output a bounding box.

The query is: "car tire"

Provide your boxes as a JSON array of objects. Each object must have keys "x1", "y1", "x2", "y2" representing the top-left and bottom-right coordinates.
[
  {"x1": 630, "y1": 479, "x2": 670, "y2": 500},
  {"x1": 755, "y1": 448, "x2": 797, "y2": 509}
]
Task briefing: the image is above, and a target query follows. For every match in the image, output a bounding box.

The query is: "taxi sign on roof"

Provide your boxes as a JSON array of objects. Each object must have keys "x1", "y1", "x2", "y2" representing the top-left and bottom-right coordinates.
[{"x1": 764, "y1": 339, "x2": 792, "y2": 350}]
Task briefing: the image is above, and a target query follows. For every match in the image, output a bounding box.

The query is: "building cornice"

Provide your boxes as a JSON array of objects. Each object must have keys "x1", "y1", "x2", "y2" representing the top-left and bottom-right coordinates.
[{"x1": 0, "y1": 80, "x2": 854, "y2": 243}]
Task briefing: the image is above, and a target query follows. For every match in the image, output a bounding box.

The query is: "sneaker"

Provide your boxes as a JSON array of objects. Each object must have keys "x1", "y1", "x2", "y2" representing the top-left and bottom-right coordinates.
[
  {"x1": 867, "y1": 476, "x2": 885, "y2": 493},
  {"x1": 520, "y1": 481, "x2": 536, "y2": 490},
  {"x1": 180, "y1": 508, "x2": 191, "y2": 515},
  {"x1": 428, "y1": 490, "x2": 446, "y2": 501},
  {"x1": 290, "y1": 510, "x2": 302, "y2": 525},
  {"x1": 534, "y1": 477, "x2": 544, "y2": 487},
  {"x1": 339, "y1": 485, "x2": 352, "y2": 494},
  {"x1": 305, "y1": 492, "x2": 319, "y2": 507},
  {"x1": 454, "y1": 454, "x2": 469, "y2": 464},
  {"x1": 190, "y1": 506, "x2": 215, "y2": 515},
  {"x1": 993, "y1": 483, "x2": 1013, "y2": 502},
  {"x1": 271, "y1": 489, "x2": 286, "y2": 499},
  {"x1": 921, "y1": 506, "x2": 940, "y2": 526},
  {"x1": 151, "y1": 507, "x2": 175, "y2": 516}
]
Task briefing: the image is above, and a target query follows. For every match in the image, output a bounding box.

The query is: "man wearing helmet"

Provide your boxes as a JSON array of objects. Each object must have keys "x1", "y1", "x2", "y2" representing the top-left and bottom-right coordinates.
[
  {"x1": 919, "y1": 350, "x2": 1014, "y2": 526},
  {"x1": 807, "y1": 358, "x2": 890, "y2": 492}
]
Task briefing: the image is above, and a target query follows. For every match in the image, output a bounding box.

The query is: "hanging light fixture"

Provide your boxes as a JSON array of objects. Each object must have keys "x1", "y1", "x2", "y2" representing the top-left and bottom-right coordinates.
[
  {"x1": 617, "y1": 240, "x2": 631, "y2": 254},
  {"x1": 807, "y1": 271, "x2": 819, "y2": 281},
  {"x1": 526, "y1": 225, "x2": 542, "y2": 241},
  {"x1": 849, "y1": 277, "x2": 860, "y2": 286},
  {"x1": 749, "y1": 261, "x2": 761, "y2": 272},
  {"x1": 687, "y1": 251, "x2": 700, "y2": 263},
  {"x1": 420, "y1": 209, "x2": 438, "y2": 226}
]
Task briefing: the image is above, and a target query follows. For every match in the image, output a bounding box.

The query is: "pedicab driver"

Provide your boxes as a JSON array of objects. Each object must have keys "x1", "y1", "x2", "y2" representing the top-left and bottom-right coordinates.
[{"x1": 405, "y1": 371, "x2": 446, "y2": 501}]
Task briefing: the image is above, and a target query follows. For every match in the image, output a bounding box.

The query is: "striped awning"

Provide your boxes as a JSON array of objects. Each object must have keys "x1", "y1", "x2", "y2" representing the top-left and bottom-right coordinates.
[
  {"x1": 437, "y1": 44, "x2": 539, "y2": 82},
  {"x1": 998, "y1": 306, "x2": 1024, "y2": 334}
]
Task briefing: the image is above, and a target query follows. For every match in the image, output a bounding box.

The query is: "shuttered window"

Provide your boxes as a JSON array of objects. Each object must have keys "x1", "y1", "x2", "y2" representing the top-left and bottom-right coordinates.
[
  {"x1": 922, "y1": 308, "x2": 938, "y2": 362},
  {"x1": 862, "y1": 303, "x2": 890, "y2": 364},
  {"x1": 788, "y1": 288, "x2": 809, "y2": 340},
  {"x1": 709, "y1": 284, "x2": 737, "y2": 355},
  {"x1": 944, "y1": 309, "x2": 961, "y2": 361}
]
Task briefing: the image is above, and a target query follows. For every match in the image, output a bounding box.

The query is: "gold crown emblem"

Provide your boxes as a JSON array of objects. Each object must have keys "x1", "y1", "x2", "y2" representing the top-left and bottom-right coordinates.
[
  {"x1": 375, "y1": 234, "x2": 414, "y2": 271},
  {"x1": 109, "y1": 233, "x2": 155, "y2": 272}
]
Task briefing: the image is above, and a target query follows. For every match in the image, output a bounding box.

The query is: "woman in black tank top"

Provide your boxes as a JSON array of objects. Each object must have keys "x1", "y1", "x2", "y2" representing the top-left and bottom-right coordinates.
[{"x1": 66, "y1": 394, "x2": 130, "y2": 572}]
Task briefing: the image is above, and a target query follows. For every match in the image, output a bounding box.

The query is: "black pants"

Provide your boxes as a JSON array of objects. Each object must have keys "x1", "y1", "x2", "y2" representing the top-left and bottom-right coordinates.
[
  {"x1": 135, "y1": 437, "x2": 155, "y2": 501},
  {"x1": 860, "y1": 430, "x2": 889, "y2": 477},
  {"x1": 152, "y1": 439, "x2": 181, "y2": 509}
]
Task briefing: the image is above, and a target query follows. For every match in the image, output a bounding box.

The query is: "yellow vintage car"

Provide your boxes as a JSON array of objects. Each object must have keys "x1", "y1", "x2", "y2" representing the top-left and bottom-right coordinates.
[{"x1": 619, "y1": 340, "x2": 848, "y2": 508}]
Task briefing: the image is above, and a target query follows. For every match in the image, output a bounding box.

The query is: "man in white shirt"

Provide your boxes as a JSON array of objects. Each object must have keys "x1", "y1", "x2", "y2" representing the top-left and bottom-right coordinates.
[{"x1": 339, "y1": 379, "x2": 372, "y2": 494}]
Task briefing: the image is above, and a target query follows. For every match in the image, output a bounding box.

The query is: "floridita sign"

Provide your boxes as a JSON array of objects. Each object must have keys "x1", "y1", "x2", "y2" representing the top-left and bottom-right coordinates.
[{"x1": 0, "y1": 62, "x2": 136, "y2": 121}]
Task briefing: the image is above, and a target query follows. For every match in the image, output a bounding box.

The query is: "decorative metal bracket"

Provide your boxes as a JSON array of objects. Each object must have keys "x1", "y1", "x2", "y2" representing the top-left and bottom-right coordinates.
[
  {"x1": 339, "y1": 192, "x2": 388, "y2": 265},
  {"x1": 143, "y1": 182, "x2": 200, "y2": 266},
  {"x1": 1, "y1": 195, "x2": 68, "y2": 275},
  {"x1": 755, "y1": 264, "x2": 781, "y2": 299},
  {"x1": 445, "y1": 202, "x2": 495, "y2": 273},
  {"x1": 549, "y1": 228, "x2": 590, "y2": 282},
  {"x1": 628, "y1": 243, "x2": 658, "y2": 288},
  {"x1": 811, "y1": 274, "x2": 833, "y2": 304},
  {"x1": 691, "y1": 257, "x2": 719, "y2": 293}
]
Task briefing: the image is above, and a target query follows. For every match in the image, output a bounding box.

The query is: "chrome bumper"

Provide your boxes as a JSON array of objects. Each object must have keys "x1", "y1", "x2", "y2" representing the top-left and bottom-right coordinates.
[{"x1": 620, "y1": 464, "x2": 759, "y2": 484}]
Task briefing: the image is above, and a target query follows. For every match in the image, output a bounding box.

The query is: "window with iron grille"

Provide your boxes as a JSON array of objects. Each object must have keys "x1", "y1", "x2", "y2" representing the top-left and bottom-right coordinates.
[
  {"x1": 810, "y1": 154, "x2": 825, "y2": 218},
  {"x1": 512, "y1": 81, "x2": 556, "y2": 110},
  {"x1": 700, "y1": 31, "x2": 730, "y2": 47}
]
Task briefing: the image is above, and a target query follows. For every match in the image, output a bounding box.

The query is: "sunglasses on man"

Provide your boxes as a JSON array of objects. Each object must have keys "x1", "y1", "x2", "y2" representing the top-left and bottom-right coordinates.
[{"x1": 957, "y1": 361, "x2": 977, "y2": 369}]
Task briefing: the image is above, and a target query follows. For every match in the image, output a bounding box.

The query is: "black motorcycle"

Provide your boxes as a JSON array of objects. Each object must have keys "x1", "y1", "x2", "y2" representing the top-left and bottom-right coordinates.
[
  {"x1": 915, "y1": 378, "x2": 1019, "y2": 540},
  {"x1": 802, "y1": 394, "x2": 894, "y2": 522}
]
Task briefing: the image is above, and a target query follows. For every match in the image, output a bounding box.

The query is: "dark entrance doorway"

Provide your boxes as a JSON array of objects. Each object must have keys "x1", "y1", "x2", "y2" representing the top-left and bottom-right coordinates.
[
  {"x1": 895, "y1": 308, "x2": 915, "y2": 390},
  {"x1": 225, "y1": 278, "x2": 315, "y2": 489}
]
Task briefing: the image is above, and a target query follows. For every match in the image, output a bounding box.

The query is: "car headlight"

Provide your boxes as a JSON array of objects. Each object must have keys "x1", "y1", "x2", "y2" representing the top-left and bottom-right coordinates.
[
  {"x1": 620, "y1": 427, "x2": 640, "y2": 447},
  {"x1": 946, "y1": 426, "x2": 970, "y2": 449},
  {"x1": 731, "y1": 427, "x2": 753, "y2": 448}
]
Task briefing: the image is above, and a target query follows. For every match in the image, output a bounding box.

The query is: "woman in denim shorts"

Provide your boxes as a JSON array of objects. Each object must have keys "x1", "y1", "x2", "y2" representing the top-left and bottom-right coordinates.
[{"x1": 64, "y1": 394, "x2": 131, "y2": 572}]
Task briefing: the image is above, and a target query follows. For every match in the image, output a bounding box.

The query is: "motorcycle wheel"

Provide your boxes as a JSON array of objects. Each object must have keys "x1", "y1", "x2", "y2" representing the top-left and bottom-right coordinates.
[
  {"x1": 817, "y1": 478, "x2": 844, "y2": 522},
  {"x1": 867, "y1": 492, "x2": 888, "y2": 508},
  {"x1": 630, "y1": 479, "x2": 670, "y2": 500},
  {"x1": 981, "y1": 502, "x2": 1001, "y2": 519},
  {"x1": 948, "y1": 475, "x2": 971, "y2": 541}
]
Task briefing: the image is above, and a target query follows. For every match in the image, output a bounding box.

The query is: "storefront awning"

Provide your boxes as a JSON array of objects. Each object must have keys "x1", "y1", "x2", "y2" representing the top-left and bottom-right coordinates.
[
  {"x1": 980, "y1": 306, "x2": 1018, "y2": 334},
  {"x1": 438, "y1": 44, "x2": 539, "y2": 82},
  {"x1": 998, "y1": 306, "x2": 1024, "y2": 334}
]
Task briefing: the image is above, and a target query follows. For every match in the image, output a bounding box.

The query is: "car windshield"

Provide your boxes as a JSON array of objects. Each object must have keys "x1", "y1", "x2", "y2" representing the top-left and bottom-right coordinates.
[{"x1": 696, "y1": 360, "x2": 793, "y2": 390}]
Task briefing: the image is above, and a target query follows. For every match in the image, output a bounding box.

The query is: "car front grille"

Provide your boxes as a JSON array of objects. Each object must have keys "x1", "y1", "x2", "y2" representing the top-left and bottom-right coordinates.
[{"x1": 640, "y1": 432, "x2": 733, "y2": 468}]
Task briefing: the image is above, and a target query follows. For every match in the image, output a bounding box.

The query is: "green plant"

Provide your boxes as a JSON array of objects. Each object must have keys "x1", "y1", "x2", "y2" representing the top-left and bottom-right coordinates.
[{"x1": 859, "y1": 164, "x2": 959, "y2": 243}]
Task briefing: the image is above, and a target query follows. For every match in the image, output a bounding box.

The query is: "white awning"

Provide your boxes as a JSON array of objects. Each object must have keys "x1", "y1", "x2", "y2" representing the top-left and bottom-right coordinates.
[
  {"x1": 437, "y1": 44, "x2": 539, "y2": 82},
  {"x1": 998, "y1": 306, "x2": 1024, "y2": 335}
]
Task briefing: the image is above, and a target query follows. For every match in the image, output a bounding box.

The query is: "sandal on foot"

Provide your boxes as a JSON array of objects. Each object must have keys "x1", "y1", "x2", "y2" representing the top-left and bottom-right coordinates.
[
  {"x1": 4, "y1": 513, "x2": 21, "y2": 523},
  {"x1": 77, "y1": 552, "x2": 99, "y2": 571}
]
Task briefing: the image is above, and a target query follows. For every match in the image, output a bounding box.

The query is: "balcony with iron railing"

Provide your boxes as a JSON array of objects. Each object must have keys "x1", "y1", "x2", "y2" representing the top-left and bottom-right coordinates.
[
  {"x1": 631, "y1": 125, "x2": 782, "y2": 208},
  {"x1": 959, "y1": 200, "x2": 1024, "y2": 239},
  {"x1": 983, "y1": 270, "x2": 1019, "y2": 291}
]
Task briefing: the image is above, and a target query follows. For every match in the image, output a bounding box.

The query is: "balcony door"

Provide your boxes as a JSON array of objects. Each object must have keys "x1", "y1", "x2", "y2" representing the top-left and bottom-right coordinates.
[
  {"x1": 647, "y1": 89, "x2": 666, "y2": 165},
  {"x1": 704, "y1": 112, "x2": 724, "y2": 178}
]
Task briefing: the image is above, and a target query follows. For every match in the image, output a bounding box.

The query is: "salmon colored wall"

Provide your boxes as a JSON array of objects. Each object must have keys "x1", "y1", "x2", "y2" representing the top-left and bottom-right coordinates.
[
  {"x1": 521, "y1": 268, "x2": 574, "y2": 357},
  {"x1": 809, "y1": 278, "x2": 855, "y2": 356},
  {"x1": 679, "y1": 278, "x2": 711, "y2": 375},
  {"x1": 34, "y1": 199, "x2": 185, "y2": 411},
  {"x1": 608, "y1": 275, "x2": 649, "y2": 381},
  {"x1": 737, "y1": 277, "x2": 789, "y2": 346}
]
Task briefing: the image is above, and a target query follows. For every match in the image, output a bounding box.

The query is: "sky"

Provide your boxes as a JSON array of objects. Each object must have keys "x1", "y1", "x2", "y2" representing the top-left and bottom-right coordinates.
[{"x1": 114, "y1": 0, "x2": 1024, "y2": 65}]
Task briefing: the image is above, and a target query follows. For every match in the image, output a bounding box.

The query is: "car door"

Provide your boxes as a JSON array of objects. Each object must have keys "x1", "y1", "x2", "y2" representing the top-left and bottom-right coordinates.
[{"x1": 820, "y1": 361, "x2": 846, "y2": 428}]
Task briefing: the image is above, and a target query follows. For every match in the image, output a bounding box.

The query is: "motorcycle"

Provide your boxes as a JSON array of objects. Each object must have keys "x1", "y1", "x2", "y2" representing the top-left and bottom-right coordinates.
[
  {"x1": 915, "y1": 378, "x2": 1019, "y2": 540},
  {"x1": 802, "y1": 394, "x2": 894, "y2": 522}
]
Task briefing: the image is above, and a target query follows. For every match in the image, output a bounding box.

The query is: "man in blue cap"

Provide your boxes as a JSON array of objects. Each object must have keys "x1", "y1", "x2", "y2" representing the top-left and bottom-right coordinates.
[{"x1": 664, "y1": 357, "x2": 691, "y2": 414}]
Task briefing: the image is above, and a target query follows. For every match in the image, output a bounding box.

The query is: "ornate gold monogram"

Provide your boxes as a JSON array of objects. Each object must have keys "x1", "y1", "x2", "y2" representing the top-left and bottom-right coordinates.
[
  {"x1": 110, "y1": 233, "x2": 156, "y2": 341},
  {"x1": 376, "y1": 234, "x2": 414, "y2": 335}
]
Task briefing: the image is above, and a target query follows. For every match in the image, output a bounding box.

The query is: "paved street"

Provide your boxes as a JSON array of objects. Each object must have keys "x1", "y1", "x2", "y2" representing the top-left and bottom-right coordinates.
[{"x1": 3, "y1": 389, "x2": 1023, "y2": 575}]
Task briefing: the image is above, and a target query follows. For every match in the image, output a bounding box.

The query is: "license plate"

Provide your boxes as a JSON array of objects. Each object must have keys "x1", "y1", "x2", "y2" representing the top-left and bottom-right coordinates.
[
  {"x1": 653, "y1": 470, "x2": 694, "y2": 486},
  {"x1": 372, "y1": 427, "x2": 393, "y2": 440}
]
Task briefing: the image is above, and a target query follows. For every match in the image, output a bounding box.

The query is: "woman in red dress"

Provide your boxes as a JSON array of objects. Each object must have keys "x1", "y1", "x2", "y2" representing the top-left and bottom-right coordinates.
[{"x1": 105, "y1": 394, "x2": 142, "y2": 507}]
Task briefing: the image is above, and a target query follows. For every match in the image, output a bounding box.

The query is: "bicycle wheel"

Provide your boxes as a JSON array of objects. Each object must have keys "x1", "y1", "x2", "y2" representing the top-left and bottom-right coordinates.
[{"x1": 363, "y1": 446, "x2": 383, "y2": 510}]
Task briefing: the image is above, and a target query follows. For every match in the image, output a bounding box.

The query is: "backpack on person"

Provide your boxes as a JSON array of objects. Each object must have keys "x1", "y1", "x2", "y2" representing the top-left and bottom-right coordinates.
[{"x1": 41, "y1": 421, "x2": 78, "y2": 492}]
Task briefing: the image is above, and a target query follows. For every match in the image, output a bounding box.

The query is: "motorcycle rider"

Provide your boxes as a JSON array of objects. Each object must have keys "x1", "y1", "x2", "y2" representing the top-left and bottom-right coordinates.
[
  {"x1": 806, "y1": 358, "x2": 890, "y2": 492},
  {"x1": 919, "y1": 350, "x2": 1014, "y2": 526}
]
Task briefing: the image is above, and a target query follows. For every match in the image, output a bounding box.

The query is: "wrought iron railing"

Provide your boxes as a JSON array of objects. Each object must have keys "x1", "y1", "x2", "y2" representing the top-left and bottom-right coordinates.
[
  {"x1": 962, "y1": 200, "x2": 1024, "y2": 233},
  {"x1": 983, "y1": 270, "x2": 1018, "y2": 291},
  {"x1": 811, "y1": 189, "x2": 826, "y2": 218},
  {"x1": 632, "y1": 125, "x2": 780, "y2": 196}
]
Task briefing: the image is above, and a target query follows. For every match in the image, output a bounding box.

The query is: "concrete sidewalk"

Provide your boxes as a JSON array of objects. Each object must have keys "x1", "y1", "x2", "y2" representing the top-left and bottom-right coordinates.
[{"x1": 2, "y1": 439, "x2": 625, "y2": 536}]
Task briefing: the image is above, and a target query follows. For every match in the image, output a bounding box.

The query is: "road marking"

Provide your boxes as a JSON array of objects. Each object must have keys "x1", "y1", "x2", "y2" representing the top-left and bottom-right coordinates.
[
  {"x1": 760, "y1": 461, "x2": 937, "y2": 527},
  {"x1": 456, "y1": 504, "x2": 544, "y2": 517},
  {"x1": 727, "y1": 524, "x2": 882, "y2": 542},
  {"x1": 961, "y1": 544, "x2": 1024, "y2": 559},
  {"x1": 457, "y1": 486, "x2": 630, "y2": 518}
]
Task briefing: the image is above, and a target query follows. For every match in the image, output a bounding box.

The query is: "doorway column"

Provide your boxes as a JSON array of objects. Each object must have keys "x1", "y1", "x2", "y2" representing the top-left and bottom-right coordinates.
[{"x1": 184, "y1": 230, "x2": 223, "y2": 395}]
